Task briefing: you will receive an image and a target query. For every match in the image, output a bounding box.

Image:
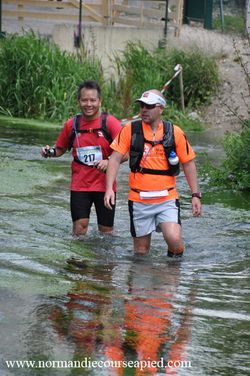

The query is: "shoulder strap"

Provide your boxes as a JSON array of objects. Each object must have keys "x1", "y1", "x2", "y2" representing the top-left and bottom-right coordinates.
[
  {"x1": 130, "y1": 119, "x2": 143, "y2": 148},
  {"x1": 162, "y1": 120, "x2": 175, "y2": 156},
  {"x1": 100, "y1": 112, "x2": 112, "y2": 144},
  {"x1": 162, "y1": 120, "x2": 180, "y2": 176},
  {"x1": 129, "y1": 119, "x2": 144, "y2": 172},
  {"x1": 68, "y1": 112, "x2": 113, "y2": 151},
  {"x1": 68, "y1": 114, "x2": 81, "y2": 151}
]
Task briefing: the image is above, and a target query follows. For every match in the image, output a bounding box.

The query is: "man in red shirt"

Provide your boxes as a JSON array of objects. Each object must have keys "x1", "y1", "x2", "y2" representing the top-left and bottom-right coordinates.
[
  {"x1": 104, "y1": 89, "x2": 202, "y2": 257},
  {"x1": 41, "y1": 80, "x2": 122, "y2": 236}
]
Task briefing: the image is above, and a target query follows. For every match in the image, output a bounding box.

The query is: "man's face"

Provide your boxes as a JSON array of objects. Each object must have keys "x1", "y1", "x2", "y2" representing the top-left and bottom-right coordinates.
[
  {"x1": 78, "y1": 88, "x2": 101, "y2": 119},
  {"x1": 139, "y1": 102, "x2": 164, "y2": 125}
]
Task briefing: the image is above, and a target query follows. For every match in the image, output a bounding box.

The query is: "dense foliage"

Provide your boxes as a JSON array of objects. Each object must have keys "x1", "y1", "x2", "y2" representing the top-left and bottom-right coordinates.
[
  {"x1": 0, "y1": 32, "x2": 102, "y2": 121},
  {"x1": 106, "y1": 42, "x2": 219, "y2": 119},
  {"x1": 205, "y1": 121, "x2": 250, "y2": 191},
  {"x1": 0, "y1": 32, "x2": 219, "y2": 130}
]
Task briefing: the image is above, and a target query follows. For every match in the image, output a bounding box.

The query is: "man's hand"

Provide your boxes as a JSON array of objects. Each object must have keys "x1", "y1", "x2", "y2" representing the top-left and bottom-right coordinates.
[
  {"x1": 94, "y1": 159, "x2": 109, "y2": 173},
  {"x1": 105, "y1": 150, "x2": 123, "y2": 209},
  {"x1": 104, "y1": 189, "x2": 115, "y2": 210},
  {"x1": 41, "y1": 145, "x2": 51, "y2": 158},
  {"x1": 191, "y1": 197, "x2": 202, "y2": 217}
]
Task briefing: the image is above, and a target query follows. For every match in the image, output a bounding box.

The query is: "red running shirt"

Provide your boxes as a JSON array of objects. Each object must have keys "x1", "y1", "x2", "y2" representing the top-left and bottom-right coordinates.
[{"x1": 56, "y1": 114, "x2": 122, "y2": 192}]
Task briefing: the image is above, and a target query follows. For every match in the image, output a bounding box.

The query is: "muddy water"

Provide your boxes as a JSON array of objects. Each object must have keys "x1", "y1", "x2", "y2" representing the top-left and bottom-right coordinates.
[{"x1": 0, "y1": 120, "x2": 249, "y2": 376}]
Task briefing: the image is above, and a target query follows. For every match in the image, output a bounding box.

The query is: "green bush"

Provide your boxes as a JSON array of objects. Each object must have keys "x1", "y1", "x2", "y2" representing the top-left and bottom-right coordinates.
[
  {"x1": 0, "y1": 33, "x2": 218, "y2": 131},
  {"x1": 103, "y1": 42, "x2": 165, "y2": 118},
  {"x1": 104, "y1": 42, "x2": 219, "y2": 119},
  {"x1": 203, "y1": 121, "x2": 250, "y2": 191},
  {"x1": 0, "y1": 32, "x2": 103, "y2": 121},
  {"x1": 161, "y1": 48, "x2": 220, "y2": 107}
]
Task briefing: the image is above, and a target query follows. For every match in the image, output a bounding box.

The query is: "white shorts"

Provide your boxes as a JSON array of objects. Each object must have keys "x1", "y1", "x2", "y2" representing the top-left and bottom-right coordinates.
[{"x1": 128, "y1": 199, "x2": 181, "y2": 238}]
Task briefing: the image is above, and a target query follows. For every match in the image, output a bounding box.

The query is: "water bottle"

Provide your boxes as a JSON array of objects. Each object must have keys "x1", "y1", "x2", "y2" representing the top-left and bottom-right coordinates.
[{"x1": 168, "y1": 151, "x2": 179, "y2": 165}]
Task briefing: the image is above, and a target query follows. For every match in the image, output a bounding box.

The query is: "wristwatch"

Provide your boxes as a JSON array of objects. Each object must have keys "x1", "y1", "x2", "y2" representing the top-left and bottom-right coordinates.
[{"x1": 191, "y1": 192, "x2": 201, "y2": 199}]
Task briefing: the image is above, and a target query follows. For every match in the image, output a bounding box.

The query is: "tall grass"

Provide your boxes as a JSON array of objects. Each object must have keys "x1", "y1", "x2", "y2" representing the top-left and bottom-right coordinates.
[
  {"x1": 103, "y1": 42, "x2": 219, "y2": 119},
  {"x1": 0, "y1": 32, "x2": 103, "y2": 121},
  {"x1": 160, "y1": 48, "x2": 220, "y2": 107},
  {"x1": 0, "y1": 33, "x2": 219, "y2": 131},
  {"x1": 203, "y1": 121, "x2": 250, "y2": 191}
]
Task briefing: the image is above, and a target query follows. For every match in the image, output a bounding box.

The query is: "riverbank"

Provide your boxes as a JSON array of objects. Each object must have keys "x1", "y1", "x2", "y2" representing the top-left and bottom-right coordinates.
[
  {"x1": 168, "y1": 25, "x2": 249, "y2": 133},
  {"x1": 0, "y1": 115, "x2": 61, "y2": 129},
  {"x1": 202, "y1": 35, "x2": 249, "y2": 133}
]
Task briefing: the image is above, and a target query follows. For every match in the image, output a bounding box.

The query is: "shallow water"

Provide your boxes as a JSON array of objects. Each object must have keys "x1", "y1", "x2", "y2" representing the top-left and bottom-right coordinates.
[{"x1": 0, "y1": 121, "x2": 249, "y2": 376}]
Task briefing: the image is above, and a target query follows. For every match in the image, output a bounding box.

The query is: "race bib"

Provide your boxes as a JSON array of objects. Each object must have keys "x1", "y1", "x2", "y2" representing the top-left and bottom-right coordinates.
[
  {"x1": 139, "y1": 190, "x2": 169, "y2": 199},
  {"x1": 76, "y1": 146, "x2": 103, "y2": 166}
]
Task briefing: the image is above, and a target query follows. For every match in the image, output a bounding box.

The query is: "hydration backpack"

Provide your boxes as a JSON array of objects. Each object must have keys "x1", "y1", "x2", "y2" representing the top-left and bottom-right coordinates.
[{"x1": 129, "y1": 119, "x2": 180, "y2": 176}]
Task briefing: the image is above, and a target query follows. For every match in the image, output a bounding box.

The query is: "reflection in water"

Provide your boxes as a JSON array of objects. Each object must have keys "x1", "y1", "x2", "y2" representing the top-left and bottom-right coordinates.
[
  {"x1": 121, "y1": 263, "x2": 194, "y2": 376},
  {"x1": 44, "y1": 260, "x2": 194, "y2": 375},
  {"x1": 1, "y1": 121, "x2": 250, "y2": 376}
]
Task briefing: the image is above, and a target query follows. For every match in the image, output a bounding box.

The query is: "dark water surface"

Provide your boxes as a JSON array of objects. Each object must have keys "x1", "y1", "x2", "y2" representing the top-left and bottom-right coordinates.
[{"x1": 0, "y1": 120, "x2": 249, "y2": 376}]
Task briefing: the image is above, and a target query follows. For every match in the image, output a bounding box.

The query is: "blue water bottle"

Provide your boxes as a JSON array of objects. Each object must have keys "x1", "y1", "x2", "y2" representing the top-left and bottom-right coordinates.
[{"x1": 168, "y1": 151, "x2": 179, "y2": 165}]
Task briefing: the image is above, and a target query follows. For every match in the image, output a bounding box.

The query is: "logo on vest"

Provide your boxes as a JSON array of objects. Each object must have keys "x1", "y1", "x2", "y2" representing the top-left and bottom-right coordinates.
[
  {"x1": 97, "y1": 131, "x2": 104, "y2": 137},
  {"x1": 143, "y1": 145, "x2": 150, "y2": 155}
]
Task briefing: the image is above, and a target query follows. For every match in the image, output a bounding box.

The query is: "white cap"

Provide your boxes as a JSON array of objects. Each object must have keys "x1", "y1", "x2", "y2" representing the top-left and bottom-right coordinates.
[{"x1": 136, "y1": 91, "x2": 166, "y2": 107}]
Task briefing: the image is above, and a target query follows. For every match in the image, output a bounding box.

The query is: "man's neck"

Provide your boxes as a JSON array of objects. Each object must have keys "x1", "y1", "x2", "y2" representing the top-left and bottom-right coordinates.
[{"x1": 150, "y1": 120, "x2": 161, "y2": 133}]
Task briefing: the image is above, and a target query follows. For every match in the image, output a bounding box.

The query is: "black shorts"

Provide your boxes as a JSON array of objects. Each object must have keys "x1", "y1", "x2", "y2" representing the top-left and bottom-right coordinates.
[{"x1": 70, "y1": 191, "x2": 116, "y2": 227}]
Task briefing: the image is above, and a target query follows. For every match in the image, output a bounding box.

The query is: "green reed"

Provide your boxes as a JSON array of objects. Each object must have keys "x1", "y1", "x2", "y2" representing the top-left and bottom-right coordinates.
[
  {"x1": 0, "y1": 32, "x2": 102, "y2": 121},
  {"x1": 103, "y1": 41, "x2": 219, "y2": 121},
  {"x1": 0, "y1": 33, "x2": 218, "y2": 131}
]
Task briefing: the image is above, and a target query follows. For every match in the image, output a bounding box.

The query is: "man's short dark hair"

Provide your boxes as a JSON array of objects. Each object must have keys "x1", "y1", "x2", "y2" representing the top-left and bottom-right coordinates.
[{"x1": 77, "y1": 80, "x2": 101, "y2": 100}]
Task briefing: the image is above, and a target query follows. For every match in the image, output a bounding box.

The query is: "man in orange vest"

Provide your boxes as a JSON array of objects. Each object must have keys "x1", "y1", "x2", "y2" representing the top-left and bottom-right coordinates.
[{"x1": 104, "y1": 89, "x2": 201, "y2": 257}]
